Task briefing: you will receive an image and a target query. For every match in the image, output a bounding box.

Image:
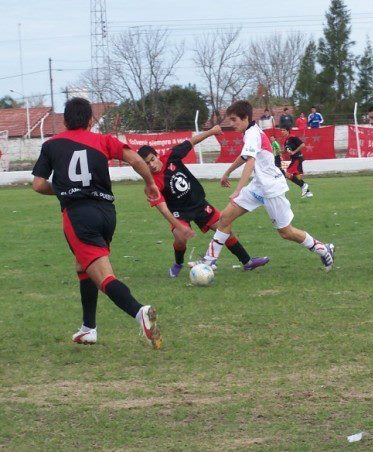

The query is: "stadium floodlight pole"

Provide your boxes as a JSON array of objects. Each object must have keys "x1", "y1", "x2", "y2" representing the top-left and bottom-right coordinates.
[
  {"x1": 10, "y1": 89, "x2": 31, "y2": 139},
  {"x1": 194, "y1": 110, "x2": 204, "y2": 164},
  {"x1": 353, "y1": 102, "x2": 362, "y2": 158}
]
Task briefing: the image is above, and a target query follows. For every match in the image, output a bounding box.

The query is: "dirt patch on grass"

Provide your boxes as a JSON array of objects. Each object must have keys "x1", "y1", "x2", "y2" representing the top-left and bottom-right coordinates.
[{"x1": 1, "y1": 363, "x2": 370, "y2": 411}]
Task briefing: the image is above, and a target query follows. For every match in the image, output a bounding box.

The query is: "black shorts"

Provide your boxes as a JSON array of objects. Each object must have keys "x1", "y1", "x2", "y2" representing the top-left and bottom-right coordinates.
[
  {"x1": 63, "y1": 200, "x2": 116, "y2": 270},
  {"x1": 171, "y1": 201, "x2": 220, "y2": 233}
]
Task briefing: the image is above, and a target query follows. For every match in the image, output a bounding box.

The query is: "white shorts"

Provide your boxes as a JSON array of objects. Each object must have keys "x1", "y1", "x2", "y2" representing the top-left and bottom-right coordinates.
[{"x1": 233, "y1": 187, "x2": 294, "y2": 229}]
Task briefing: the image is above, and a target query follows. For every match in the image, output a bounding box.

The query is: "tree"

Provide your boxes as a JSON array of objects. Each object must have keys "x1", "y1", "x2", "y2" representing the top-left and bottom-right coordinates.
[
  {"x1": 109, "y1": 28, "x2": 184, "y2": 130},
  {"x1": 317, "y1": 0, "x2": 355, "y2": 111},
  {"x1": 101, "y1": 85, "x2": 208, "y2": 132},
  {"x1": 293, "y1": 40, "x2": 318, "y2": 111},
  {"x1": 245, "y1": 32, "x2": 307, "y2": 101},
  {"x1": 28, "y1": 93, "x2": 47, "y2": 107},
  {"x1": 355, "y1": 39, "x2": 373, "y2": 110},
  {"x1": 0, "y1": 95, "x2": 23, "y2": 109},
  {"x1": 193, "y1": 29, "x2": 252, "y2": 124}
]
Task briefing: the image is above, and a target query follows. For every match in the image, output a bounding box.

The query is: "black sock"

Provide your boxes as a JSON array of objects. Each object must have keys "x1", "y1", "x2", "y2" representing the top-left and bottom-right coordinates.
[
  {"x1": 79, "y1": 278, "x2": 98, "y2": 329},
  {"x1": 102, "y1": 278, "x2": 142, "y2": 318},
  {"x1": 174, "y1": 244, "x2": 186, "y2": 265},
  {"x1": 226, "y1": 238, "x2": 251, "y2": 264},
  {"x1": 290, "y1": 176, "x2": 304, "y2": 188}
]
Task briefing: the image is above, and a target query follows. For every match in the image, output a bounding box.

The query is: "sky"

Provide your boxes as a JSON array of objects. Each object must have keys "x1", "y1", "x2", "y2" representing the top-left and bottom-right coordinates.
[{"x1": 0, "y1": 0, "x2": 372, "y2": 112}]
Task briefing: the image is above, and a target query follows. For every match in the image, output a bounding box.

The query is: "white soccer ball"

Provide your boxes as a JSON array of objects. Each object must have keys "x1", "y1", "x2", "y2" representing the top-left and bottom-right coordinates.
[{"x1": 189, "y1": 263, "x2": 214, "y2": 286}]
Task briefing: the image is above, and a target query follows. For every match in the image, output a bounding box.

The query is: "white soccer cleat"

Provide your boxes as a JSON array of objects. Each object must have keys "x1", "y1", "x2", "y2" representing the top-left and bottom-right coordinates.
[
  {"x1": 306, "y1": 191, "x2": 314, "y2": 198},
  {"x1": 72, "y1": 327, "x2": 97, "y2": 344},
  {"x1": 301, "y1": 183, "x2": 309, "y2": 197},
  {"x1": 320, "y1": 243, "x2": 335, "y2": 272},
  {"x1": 137, "y1": 305, "x2": 162, "y2": 350},
  {"x1": 188, "y1": 259, "x2": 217, "y2": 271}
]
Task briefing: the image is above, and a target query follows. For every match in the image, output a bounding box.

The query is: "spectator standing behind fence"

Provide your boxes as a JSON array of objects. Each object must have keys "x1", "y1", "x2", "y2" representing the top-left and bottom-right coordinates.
[
  {"x1": 369, "y1": 106, "x2": 373, "y2": 126},
  {"x1": 279, "y1": 107, "x2": 294, "y2": 129},
  {"x1": 308, "y1": 107, "x2": 324, "y2": 128},
  {"x1": 259, "y1": 109, "x2": 275, "y2": 130},
  {"x1": 295, "y1": 112, "x2": 308, "y2": 130}
]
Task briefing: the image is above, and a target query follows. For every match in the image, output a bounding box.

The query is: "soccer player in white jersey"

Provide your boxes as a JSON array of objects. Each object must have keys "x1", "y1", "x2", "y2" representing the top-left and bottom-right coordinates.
[{"x1": 200, "y1": 100, "x2": 334, "y2": 272}]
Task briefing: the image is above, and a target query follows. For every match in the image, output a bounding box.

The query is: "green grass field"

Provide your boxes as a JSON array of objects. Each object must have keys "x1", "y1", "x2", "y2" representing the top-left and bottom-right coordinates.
[{"x1": 0, "y1": 175, "x2": 372, "y2": 450}]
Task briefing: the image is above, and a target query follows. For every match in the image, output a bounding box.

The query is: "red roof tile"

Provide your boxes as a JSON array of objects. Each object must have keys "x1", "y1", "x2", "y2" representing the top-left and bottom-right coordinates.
[
  {"x1": 1, "y1": 102, "x2": 115, "y2": 138},
  {"x1": 0, "y1": 107, "x2": 51, "y2": 138}
]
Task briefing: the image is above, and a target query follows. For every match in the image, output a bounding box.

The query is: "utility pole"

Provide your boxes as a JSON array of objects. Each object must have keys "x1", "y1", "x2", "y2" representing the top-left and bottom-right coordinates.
[{"x1": 49, "y1": 57, "x2": 56, "y2": 134}]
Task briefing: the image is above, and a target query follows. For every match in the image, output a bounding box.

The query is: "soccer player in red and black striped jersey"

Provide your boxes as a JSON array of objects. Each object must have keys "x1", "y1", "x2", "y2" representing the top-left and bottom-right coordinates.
[
  {"x1": 280, "y1": 126, "x2": 313, "y2": 198},
  {"x1": 32, "y1": 97, "x2": 162, "y2": 349},
  {"x1": 138, "y1": 125, "x2": 269, "y2": 277}
]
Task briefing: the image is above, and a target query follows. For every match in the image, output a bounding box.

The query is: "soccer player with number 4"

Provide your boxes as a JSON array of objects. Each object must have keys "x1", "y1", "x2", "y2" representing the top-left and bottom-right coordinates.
[
  {"x1": 32, "y1": 97, "x2": 162, "y2": 349},
  {"x1": 197, "y1": 100, "x2": 335, "y2": 273}
]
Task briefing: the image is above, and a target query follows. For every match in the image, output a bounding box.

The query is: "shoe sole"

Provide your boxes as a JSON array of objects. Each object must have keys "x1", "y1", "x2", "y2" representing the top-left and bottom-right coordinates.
[
  {"x1": 147, "y1": 307, "x2": 163, "y2": 350},
  {"x1": 244, "y1": 257, "x2": 270, "y2": 271}
]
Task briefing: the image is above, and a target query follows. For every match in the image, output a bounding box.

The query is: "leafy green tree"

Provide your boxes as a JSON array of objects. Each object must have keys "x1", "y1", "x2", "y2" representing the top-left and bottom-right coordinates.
[
  {"x1": 101, "y1": 85, "x2": 208, "y2": 132},
  {"x1": 293, "y1": 40, "x2": 318, "y2": 112},
  {"x1": 317, "y1": 0, "x2": 355, "y2": 111},
  {"x1": 355, "y1": 39, "x2": 373, "y2": 110},
  {"x1": 0, "y1": 95, "x2": 24, "y2": 109}
]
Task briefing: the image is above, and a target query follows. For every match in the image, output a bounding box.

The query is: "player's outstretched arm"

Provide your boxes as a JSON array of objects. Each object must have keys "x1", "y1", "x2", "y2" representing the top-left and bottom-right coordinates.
[
  {"x1": 220, "y1": 155, "x2": 246, "y2": 187},
  {"x1": 156, "y1": 202, "x2": 195, "y2": 240},
  {"x1": 189, "y1": 125, "x2": 222, "y2": 146},
  {"x1": 122, "y1": 148, "x2": 160, "y2": 202},
  {"x1": 32, "y1": 176, "x2": 55, "y2": 195}
]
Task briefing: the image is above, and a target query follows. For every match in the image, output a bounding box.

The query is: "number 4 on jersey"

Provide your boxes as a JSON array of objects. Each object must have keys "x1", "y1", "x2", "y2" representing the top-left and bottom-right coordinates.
[{"x1": 68, "y1": 150, "x2": 92, "y2": 187}]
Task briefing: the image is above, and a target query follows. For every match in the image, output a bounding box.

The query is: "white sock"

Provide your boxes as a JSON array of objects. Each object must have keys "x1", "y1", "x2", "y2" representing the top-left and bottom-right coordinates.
[
  {"x1": 301, "y1": 232, "x2": 327, "y2": 256},
  {"x1": 204, "y1": 229, "x2": 230, "y2": 262}
]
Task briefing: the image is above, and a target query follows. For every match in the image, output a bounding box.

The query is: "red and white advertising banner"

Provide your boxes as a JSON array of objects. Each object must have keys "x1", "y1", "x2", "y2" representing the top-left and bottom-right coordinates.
[
  {"x1": 215, "y1": 131, "x2": 244, "y2": 163},
  {"x1": 346, "y1": 125, "x2": 373, "y2": 157},
  {"x1": 125, "y1": 131, "x2": 197, "y2": 163},
  {"x1": 215, "y1": 126, "x2": 336, "y2": 163},
  {"x1": 264, "y1": 126, "x2": 336, "y2": 160}
]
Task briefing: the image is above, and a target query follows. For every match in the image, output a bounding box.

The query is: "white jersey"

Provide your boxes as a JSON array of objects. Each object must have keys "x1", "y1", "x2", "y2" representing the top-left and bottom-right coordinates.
[{"x1": 241, "y1": 123, "x2": 289, "y2": 198}]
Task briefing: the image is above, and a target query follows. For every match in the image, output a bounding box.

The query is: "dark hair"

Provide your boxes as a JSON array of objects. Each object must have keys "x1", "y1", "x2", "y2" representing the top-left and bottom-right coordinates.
[
  {"x1": 226, "y1": 100, "x2": 253, "y2": 121},
  {"x1": 369, "y1": 106, "x2": 373, "y2": 113},
  {"x1": 138, "y1": 145, "x2": 157, "y2": 160},
  {"x1": 64, "y1": 97, "x2": 92, "y2": 130},
  {"x1": 280, "y1": 126, "x2": 291, "y2": 132},
  {"x1": 311, "y1": 106, "x2": 317, "y2": 109},
  {"x1": 283, "y1": 107, "x2": 288, "y2": 112}
]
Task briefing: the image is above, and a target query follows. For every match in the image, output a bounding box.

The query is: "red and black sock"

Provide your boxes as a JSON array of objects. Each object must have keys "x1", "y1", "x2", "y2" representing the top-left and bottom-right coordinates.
[
  {"x1": 225, "y1": 236, "x2": 251, "y2": 265},
  {"x1": 101, "y1": 275, "x2": 142, "y2": 318},
  {"x1": 173, "y1": 242, "x2": 186, "y2": 265},
  {"x1": 78, "y1": 272, "x2": 98, "y2": 329}
]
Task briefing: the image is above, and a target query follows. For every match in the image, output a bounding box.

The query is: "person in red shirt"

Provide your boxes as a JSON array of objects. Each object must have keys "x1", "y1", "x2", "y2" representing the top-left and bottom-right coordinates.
[
  {"x1": 138, "y1": 125, "x2": 269, "y2": 277},
  {"x1": 295, "y1": 112, "x2": 308, "y2": 130}
]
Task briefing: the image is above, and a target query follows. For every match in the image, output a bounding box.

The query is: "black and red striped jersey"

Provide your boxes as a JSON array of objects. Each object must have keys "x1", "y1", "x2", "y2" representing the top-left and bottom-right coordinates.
[
  {"x1": 150, "y1": 140, "x2": 206, "y2": 214},
  {"x1": 284, "y1": 135, "x2": 303, "y2": 160},
  {"x1": 32, "y1": 129, "x2": 128, "y2": 209}
]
